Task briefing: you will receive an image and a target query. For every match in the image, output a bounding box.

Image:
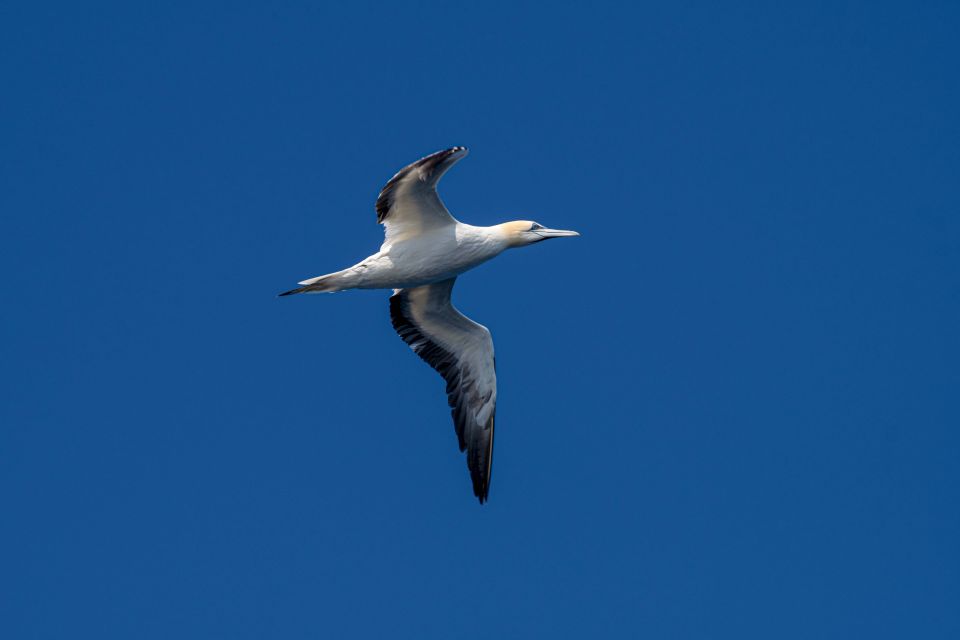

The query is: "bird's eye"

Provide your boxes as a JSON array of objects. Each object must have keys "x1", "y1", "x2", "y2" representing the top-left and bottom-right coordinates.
[{"x1": 529, "y1": 223, "x2": 544, "y2": 231}]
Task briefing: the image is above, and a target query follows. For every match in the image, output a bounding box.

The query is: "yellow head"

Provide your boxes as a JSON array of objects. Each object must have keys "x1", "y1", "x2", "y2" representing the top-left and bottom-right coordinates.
[{"x1": 497, "y1": 220, "x2": 580, "y2": 247}]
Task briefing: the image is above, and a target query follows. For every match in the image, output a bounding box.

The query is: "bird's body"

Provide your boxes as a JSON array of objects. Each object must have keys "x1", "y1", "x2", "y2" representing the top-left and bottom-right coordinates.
[
  {"x1": 281, "y1": 147, "x2": 578, "y2": 503},
  {"x1": 311, "y1": 223, "x2": 510, "y2": 291}
]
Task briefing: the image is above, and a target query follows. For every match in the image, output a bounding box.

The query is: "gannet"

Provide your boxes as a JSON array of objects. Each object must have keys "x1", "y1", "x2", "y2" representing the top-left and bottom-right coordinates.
[{"x1": 280, "y1": 147, "x2": 578, "y2": 503}]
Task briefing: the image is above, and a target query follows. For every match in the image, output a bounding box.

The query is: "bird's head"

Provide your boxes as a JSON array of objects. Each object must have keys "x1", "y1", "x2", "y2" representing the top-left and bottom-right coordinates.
[{"x1": 499, "y1": 220, "x2": 580, "y2": 247}]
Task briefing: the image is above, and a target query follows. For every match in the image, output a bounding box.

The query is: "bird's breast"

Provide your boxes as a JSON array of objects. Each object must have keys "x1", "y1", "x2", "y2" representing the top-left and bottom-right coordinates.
[{"x1": 370, "y1": 228, "x2": 504, "y2": 288}]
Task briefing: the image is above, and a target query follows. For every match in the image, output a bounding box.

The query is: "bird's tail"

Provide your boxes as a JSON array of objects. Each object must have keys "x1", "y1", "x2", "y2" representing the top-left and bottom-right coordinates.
[{"x1": 278, "y1": 273, "x2": 343, "y2": 296}]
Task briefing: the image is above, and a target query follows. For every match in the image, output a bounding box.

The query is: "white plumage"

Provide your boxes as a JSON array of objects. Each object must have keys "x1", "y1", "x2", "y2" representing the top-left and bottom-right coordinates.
[{"x1": 281, "y1": 147, "x2": 578, "y2": 503}]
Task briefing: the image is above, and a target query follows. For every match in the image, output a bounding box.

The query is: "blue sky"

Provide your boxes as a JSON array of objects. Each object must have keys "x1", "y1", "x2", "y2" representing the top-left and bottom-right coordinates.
[{"x1": 2, "y1": 1, "x2": 958, "y2": 638}]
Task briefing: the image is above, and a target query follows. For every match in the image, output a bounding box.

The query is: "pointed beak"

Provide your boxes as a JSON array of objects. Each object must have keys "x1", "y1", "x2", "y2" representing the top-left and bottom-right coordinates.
[{"x1": 535, "y1": 228, "x2": 580, "y2": 239}]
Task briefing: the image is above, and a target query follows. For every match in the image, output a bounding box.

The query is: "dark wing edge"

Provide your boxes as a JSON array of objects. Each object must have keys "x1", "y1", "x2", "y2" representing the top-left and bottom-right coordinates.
[
  {"x1": 389, "y1": 284, "x2": 495, "y2": 503},
  {"x1": 375, "y1": 146, "x2": 467, "y2": 224}
]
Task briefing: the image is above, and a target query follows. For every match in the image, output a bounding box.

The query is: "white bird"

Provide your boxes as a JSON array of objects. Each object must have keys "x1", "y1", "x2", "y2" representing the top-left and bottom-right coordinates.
[{"x1": 280, "y1": 147, "x2": 578, "y2": 503}]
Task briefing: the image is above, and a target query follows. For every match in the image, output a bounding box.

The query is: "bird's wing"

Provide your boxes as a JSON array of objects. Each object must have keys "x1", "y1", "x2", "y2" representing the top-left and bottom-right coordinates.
[
  {"x1": 375, "y1": 147, "x2": 467, "y2": 242},
  {"x1": 390, "y1": 278, "x2": 497, "y2": 503}
]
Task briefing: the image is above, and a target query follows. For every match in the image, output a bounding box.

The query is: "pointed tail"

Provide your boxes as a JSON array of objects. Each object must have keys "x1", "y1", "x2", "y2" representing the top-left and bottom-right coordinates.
[
  {"x1": 278, "y1": 273, "x2": 342, "y2": 296},
  {"x1": 278, "y1": 285, "x2": 314, "y2": 296}
]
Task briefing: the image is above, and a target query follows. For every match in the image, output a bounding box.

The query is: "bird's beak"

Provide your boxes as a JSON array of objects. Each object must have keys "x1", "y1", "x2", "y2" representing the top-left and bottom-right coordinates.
[{"x1": 534, "y1": 228, "x2": 580, "y2": 239}]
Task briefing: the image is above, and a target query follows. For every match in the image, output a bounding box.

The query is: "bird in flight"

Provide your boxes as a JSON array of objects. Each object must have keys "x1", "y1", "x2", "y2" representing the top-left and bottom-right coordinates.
[{"x1": 280, "y1": 147, "x2": 578, "y2": 503}]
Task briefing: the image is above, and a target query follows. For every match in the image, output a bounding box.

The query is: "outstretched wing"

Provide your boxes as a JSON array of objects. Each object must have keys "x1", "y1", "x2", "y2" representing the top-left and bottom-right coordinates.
[
  {"x1": 389, "y1": 278, "x2": 497, "y2": 503},
  {"x1": 375, "y1": 147, "x2": 467, "y2": 242}
]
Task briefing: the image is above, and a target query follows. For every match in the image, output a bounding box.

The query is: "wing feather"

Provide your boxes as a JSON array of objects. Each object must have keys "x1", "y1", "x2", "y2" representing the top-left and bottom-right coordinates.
[
  {"x1": 375, "y1": 147, "x2": 467, "y2": 242},
  {"x1": 389, "y1": 278, "x2": 496, "y2": 503}
]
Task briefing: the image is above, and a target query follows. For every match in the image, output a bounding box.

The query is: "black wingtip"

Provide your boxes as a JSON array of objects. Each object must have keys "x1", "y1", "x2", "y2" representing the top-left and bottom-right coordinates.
[
  {"x1": 473, "y1": 471, "x2": 490, "y2": 504},
  {"x1": 474, "y1": 478, "x2": 490, "y2": 504},
  {"x1": 375, "y1": 146, "x2": 470, "y2": 223},
  {"x1": 278, "y1": 287, "x2": 303, "y2": 297}
]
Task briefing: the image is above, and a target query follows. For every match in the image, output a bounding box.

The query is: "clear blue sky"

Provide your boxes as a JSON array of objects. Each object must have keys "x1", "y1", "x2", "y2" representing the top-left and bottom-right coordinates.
[{"x1": 2, "y1": 2, "x2": 958, "y2": 638}]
